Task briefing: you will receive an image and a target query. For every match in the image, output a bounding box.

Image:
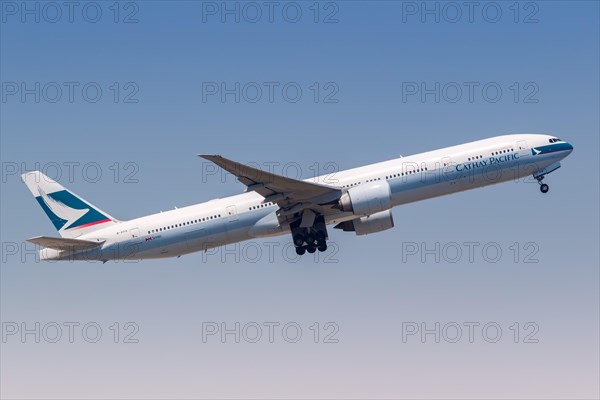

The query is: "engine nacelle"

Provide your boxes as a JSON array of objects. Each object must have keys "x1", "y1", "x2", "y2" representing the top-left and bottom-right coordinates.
[
  {"x1": 338, "y1": 181, "x2": 392, "y2": 216},
  {"x1": 334, "y1": 210, "x2": 394, "y2": 236}
]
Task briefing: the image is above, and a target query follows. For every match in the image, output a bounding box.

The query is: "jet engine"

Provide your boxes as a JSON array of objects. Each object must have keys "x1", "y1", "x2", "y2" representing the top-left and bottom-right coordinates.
[
  {"x1": 334, "y1": 210, "x2": 394, "y2": 236},
  {"x1": 338, "y1": 181, "x2": 392, "y2": 216}
]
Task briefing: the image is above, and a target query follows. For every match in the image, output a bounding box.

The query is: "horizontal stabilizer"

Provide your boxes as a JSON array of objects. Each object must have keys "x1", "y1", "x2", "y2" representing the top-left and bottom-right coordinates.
[{"x1": 27, "y1": 236, "x2": 104, "y2": 251}]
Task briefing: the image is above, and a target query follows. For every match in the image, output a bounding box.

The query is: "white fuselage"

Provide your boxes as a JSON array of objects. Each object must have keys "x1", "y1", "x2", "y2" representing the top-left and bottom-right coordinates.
[{"x1": 41, "y1": 134, "x2": 573, "y2": 261}]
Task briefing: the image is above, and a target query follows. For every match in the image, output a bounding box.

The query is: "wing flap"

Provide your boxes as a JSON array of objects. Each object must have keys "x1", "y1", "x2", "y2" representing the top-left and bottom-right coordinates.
[{"x1": 27, "y1": 236, "x2": 105, "y2": 251}]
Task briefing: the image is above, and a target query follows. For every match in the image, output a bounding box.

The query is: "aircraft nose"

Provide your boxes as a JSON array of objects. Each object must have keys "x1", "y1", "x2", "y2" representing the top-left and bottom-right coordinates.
[{"x1": 565, "y1": 142, "x2": 574, "y2": 153}]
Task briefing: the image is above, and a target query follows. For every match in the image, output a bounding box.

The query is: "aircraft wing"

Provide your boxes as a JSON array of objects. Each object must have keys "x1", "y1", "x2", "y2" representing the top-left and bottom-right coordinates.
[
  {"x1": 27, "y1": 236, "x2": 105, "y2": 251},
  {"x1": 199, "y1": 155, "x2": 342, "y2": 215}
]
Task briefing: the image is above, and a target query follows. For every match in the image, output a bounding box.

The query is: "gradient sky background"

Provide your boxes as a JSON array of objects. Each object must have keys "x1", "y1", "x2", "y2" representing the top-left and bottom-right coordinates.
[{"x1": 1, "y1": 1, "x2": 598, "y2": 399}]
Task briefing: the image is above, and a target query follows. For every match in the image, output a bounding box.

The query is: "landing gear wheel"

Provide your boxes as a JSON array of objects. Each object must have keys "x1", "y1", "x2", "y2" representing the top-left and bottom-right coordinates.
[
  {"x1": 316, "y1": 231, "x2": 326, "y2": 242},
  {"x1": 293, "y1": 234, "x2": 305, "y2": 247},
  {"x1": 289, "y1": 215, "x2": 328, "y2": 257},
  {"x1": 540, "y1": 183, "x2": 549, "y2": 193}
]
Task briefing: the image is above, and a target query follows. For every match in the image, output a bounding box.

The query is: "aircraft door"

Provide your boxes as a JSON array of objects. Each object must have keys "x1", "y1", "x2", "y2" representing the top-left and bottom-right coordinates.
[
  {"x1": 516, "y1": 140, "x2": 529, "y2": 156},
  {"x1": 226, "y1": 205, "x2": 238, "y2": 222},
  {"x1": 121, "y1": 227, "x2": 142, "y2": 260},
  {"x1": 440, "y1": 156, "x2": 458, "y2": 184}
]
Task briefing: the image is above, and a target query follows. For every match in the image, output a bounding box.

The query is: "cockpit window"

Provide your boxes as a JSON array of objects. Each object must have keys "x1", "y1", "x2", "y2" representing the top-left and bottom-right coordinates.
[{"x1": 549, "y1": 138, "x2": 563, "y2": 143}]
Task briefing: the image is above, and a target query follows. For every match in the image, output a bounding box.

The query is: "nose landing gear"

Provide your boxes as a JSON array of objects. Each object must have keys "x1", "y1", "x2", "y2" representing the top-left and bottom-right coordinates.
[{"x1": 536, "y1": 175, "x2": 549, "y2": 194}]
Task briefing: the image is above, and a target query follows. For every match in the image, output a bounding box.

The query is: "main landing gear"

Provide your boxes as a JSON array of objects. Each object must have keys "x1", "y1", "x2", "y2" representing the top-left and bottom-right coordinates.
[
  {"x1": 536, "y1": 175, "x2": 549, "y2": 194},
  {"x1": 291, "y1": 215, "x2": 328, "y2": 256}
]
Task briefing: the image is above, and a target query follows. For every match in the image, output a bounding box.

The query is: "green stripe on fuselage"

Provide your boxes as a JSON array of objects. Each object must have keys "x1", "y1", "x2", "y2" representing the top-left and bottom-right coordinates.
[{"x1": 532, "y1": 142, "x2": 573, "y2": 156}]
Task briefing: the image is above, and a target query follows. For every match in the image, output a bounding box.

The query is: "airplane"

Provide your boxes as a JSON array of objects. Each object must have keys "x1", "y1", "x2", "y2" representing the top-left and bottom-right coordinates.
[{"x1": 22, "y1": 133, "x2": 573, "y2": 262}]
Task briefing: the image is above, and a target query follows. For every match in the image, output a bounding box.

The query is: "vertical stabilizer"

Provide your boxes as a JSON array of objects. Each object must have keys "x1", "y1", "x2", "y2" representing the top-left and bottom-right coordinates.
[{"x1": 22, "y1": 171, "x2": 119, "y2": 238}]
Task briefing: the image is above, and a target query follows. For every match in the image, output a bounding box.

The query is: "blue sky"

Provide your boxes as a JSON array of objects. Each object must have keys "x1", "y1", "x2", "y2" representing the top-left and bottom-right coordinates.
[{"x1": 1, "y1": 1, "x2": 599, "y2": 398}]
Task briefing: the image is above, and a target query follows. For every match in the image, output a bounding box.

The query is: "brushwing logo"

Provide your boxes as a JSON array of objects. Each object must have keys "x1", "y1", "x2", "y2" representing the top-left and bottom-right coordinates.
[
  {"x1": 37, "y1": 188, "x2": 89, "y2": 230},
  {"x1": 531, "y1": 148, "x2": 541, "y2": 156}
]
